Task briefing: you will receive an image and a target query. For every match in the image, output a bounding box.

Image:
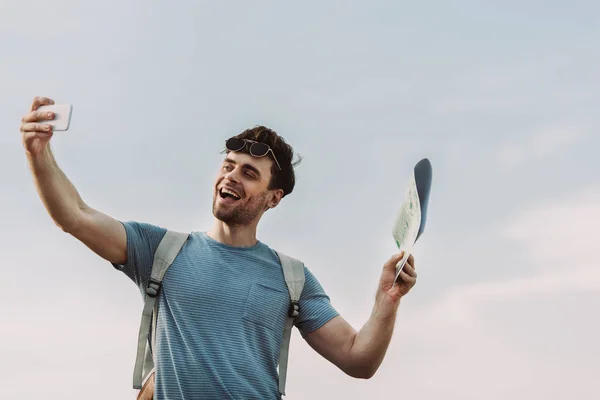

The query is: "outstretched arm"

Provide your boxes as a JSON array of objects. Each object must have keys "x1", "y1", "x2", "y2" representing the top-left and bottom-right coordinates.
[
  {"x1": 21, "y1": 96, "x2": 127, "y2": 265},
  {"x1": 304, "y1": 252, "x2": 417, "y2": 379}
]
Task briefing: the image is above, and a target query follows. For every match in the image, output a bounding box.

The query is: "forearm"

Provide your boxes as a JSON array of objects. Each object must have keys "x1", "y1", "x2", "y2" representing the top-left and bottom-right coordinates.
[
  {"x1": 27, "y1": 146, "x2": 86, "y2": 232},
  {"x1": 347, "y1": 295, "x2": 400, "y2": 378},
  {"x1": 307, "y1": 253, "x2": 416, "y2": 380}
]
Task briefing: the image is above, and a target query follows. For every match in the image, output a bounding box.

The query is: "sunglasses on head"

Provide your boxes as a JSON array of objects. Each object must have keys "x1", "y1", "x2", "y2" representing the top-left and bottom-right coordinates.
[{"x1": 224, "y1": 137, "x2": 282, "y2": 170}]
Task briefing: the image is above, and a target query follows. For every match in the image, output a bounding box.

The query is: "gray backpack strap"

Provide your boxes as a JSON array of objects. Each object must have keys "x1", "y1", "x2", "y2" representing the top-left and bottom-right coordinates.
[
  {"x1": 132, "y1": 230, "x2": 189, "y2": 389},
  {"x1": 275, "y1": 251, "x2": 306, "y2": 396}
]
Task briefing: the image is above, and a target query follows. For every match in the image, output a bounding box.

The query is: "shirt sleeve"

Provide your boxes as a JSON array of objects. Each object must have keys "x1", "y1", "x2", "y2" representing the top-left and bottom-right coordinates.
[
  {"x1": 294, "y1": 266, "x2": 339, "y2": 337},
  {"x1": 111, "y1": 221, "x2": 167, "y2": 294}
]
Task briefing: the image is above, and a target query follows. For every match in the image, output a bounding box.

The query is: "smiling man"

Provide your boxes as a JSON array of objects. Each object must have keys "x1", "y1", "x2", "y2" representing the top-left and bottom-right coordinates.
[{"x1": 19, "y1": 96, "x2": 418, "y2": 400}]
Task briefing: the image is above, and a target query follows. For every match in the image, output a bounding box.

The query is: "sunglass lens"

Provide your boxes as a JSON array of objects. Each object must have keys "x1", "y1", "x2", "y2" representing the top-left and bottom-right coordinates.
[
  {"x1": 249, "y1": 142, "x2": 269, "y2": 157},
  {"x1": 225, "y1": 137, "x2": 245, "y2": 152}
]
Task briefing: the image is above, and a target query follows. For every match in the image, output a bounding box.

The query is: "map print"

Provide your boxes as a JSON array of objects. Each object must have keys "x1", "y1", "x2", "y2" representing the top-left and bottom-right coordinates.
[{"x1": 392, "y1": 173, "x2": 422, "y2": 282}]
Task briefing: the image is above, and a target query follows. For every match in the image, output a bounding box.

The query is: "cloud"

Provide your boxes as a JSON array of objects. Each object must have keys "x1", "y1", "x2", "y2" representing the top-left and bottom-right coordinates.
[
  {"x1": 432, "y1": 56, "x2": 570, "y2": 114},
  {"x1": 416, "y1": 188, "x2": 600, "y2": 328},
  {"x1": 500, "y1": 188, "x2": 600, "y2": 266},
  {"x1": 497, "y1": 124, "x2": 584, "y2": 168},
  {"x1": 530, "y1": 125, "x2": 583, "y2": 157}
]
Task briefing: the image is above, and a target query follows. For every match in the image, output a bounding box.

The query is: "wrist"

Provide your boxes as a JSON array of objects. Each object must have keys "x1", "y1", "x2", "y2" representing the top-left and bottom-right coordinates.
[
  {"x1": 372, "y1": 293, "x2": 400, "y2": 321},
  {"x1": 27, "y1": 146, "x2": 53, "y2": 169}
]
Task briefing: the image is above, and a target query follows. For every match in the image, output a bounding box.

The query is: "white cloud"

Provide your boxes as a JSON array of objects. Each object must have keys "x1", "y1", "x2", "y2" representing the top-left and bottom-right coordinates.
[
  {"x1": 497, "y1": 124, "x2": 584, "y2": 168},
  {"x1": 417, "y1": 189, "x2": 600, "y2": 330},
  {"x1": 530, "y1": 125, "x2": 583, "y2": 157},
  {"x1": 432, "y1": 57, "x2": 570, "y2": 114},
  {"x1": 497, "y1": 142, "x2": 527, "y2": 168},
  {"x1": 501, "y1": 188, "x2": 600, "y2": 266}
]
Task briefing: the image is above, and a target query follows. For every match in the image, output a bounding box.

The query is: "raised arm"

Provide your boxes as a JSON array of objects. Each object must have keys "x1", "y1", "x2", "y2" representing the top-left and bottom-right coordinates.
[
  {"x1": 304, "y1": 252, "x2": 417, "y2": 379},
  {"x1": 20, "y1": 96, "x2": 127, "y2": 265}
]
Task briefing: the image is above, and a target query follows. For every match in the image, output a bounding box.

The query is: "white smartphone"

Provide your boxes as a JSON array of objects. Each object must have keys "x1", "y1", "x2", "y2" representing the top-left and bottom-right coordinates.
[{"x1": 37, "y1": 104, "x2": 73, "y2": 131}]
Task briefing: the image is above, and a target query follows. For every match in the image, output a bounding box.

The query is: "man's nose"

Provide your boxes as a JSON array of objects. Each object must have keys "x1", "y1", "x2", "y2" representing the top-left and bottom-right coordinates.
[{"x1": 223, "y1": 167, "x2": 240, "y2": 182}]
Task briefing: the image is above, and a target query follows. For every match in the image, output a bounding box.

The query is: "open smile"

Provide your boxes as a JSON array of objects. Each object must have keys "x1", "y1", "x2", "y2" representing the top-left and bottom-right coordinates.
[{"x1": 218, "y1": 187, "x2": 242, "y2": 202}]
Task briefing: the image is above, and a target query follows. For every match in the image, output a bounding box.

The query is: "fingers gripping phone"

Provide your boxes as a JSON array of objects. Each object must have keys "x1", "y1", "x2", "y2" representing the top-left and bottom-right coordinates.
[{"x1": 37, "y1": 104, "x2": 73, "y2": 131}]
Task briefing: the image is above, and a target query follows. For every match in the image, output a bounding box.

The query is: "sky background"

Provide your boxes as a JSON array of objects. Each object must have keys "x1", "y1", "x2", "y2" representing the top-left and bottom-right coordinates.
[{"x1": 1, "y1": 1, "x2": 599, "y2": 399}]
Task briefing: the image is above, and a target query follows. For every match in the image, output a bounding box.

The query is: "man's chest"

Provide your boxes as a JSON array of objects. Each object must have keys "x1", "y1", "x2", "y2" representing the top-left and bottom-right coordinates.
[{"x1": 157, "y1": 248, "x2": 291, "y2": 330}]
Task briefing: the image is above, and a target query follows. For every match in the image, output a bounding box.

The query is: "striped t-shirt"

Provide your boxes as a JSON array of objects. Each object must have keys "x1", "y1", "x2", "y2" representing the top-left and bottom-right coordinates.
[{"x1": 112, "y1": 221, "x2": 339, "y2": 399}]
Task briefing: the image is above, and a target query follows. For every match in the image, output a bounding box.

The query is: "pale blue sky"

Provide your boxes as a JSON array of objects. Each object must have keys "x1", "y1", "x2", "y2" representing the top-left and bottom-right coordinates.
[{"x1": 1, "y1": 1, "x2": 598, "y2": 399}]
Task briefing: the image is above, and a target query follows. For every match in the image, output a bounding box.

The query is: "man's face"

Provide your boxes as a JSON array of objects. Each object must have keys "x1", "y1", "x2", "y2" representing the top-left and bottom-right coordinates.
[{"x1": 212, "y1": 151, "x2": 281, "y2": 226}]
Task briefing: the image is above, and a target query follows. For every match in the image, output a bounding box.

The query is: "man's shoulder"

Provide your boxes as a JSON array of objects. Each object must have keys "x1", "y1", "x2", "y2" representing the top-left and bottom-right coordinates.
[{"x1": 120, "y1": 220, "x2": 169, "y2": 238}]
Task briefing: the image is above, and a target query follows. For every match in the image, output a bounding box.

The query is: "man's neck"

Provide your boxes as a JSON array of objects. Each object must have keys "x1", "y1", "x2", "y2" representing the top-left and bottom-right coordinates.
[{"x1": 207, "y1": 219, "x2": 259, "y2": 247}]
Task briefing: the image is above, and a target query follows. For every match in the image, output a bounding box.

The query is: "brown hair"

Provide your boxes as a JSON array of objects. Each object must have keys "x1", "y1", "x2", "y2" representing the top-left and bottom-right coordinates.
[{"x1": 232, "y1": 126, "x2": 301, "y2": 197}]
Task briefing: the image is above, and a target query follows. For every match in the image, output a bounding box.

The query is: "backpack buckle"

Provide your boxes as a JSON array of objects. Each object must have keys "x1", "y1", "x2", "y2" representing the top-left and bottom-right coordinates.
[
  {"x1": 146, "y1": 279, "x2": 161, "y2": 298},
  {"x1": 288, "y1": 301, "x2": 299, "y2": 318}
]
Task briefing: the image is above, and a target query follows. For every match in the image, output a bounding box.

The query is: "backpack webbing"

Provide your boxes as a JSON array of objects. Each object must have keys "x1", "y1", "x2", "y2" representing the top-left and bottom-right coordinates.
[
  {"x1": 274, "y1": 251, "x2": 306, "y2": 396},
  {"x1": 132, "y1": 231, "x2": 189, "y2": 389}
]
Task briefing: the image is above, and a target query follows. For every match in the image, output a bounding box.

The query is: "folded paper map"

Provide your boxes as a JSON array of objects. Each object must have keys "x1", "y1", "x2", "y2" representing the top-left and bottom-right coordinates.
[{"x1": 392, "y1": 158, "x2": 433, "y2": 282}]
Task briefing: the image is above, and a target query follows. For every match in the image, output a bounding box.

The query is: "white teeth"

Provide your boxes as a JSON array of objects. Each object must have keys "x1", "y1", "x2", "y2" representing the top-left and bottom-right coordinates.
[{"x1": 221, "y1": 188, "x2": 240, "y2": 199}]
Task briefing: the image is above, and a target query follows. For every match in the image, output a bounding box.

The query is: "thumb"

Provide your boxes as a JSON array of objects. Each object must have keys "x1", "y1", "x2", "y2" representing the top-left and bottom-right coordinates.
[{"x1": 384, "y1": 251, "x2": 405, "y2": 271}]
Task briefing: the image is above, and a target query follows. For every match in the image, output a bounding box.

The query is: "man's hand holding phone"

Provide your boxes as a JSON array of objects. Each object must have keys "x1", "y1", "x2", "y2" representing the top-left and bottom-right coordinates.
[{"x1": 20, "y1": 96, "x2": 72, "y2": 156}]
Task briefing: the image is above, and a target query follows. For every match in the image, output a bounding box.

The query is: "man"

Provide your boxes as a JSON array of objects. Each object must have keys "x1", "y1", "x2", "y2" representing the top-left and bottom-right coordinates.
[{"x1": 20, "y1": 96, "x2": 417, "y2": 399}]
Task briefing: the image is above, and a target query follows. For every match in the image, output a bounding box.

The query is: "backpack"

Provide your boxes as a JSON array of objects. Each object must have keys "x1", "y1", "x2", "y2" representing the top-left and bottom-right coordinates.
[{"x1": 131, "y1": 230, "x2": 306, "y2": 397}]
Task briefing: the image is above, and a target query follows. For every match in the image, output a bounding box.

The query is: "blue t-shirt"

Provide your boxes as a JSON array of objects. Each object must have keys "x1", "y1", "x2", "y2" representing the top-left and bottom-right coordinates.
[{"x1": 112, "y1": 221, "x2": 339, "y2": 399}]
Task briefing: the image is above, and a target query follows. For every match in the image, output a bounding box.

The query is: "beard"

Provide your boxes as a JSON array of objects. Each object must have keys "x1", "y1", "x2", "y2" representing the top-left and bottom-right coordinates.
[{"x1": 212, "y1": 190, "x2": 268, "y2": 226}]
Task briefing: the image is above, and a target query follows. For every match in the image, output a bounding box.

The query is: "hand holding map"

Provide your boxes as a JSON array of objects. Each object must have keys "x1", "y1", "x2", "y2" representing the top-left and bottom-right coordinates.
[{"x1": 391, "y1": 158, "x2": 433, "y2": 283}]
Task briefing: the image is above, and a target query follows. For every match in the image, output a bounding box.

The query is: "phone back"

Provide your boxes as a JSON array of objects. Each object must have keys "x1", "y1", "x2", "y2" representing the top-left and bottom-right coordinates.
[{"x1": 38, "y1": 104, "x2": 73, "y2": 131}]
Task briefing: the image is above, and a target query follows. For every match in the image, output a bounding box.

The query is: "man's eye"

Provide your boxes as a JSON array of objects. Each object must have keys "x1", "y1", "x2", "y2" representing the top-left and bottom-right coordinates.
[
  {"x1": 245, "y1": 172, "x2": 256, "y2": 178},
  {"x1": 223, "y1": 164, "x2": 233, "y2": 171}
]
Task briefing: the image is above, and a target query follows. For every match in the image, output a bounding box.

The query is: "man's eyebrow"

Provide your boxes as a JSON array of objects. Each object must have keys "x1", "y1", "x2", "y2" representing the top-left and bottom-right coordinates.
[{"x1": 223, "y1": 157, "x2": 262, "y2": 176}]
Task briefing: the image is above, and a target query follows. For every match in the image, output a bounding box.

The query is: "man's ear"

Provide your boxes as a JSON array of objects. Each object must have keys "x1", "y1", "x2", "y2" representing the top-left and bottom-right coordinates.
[{"x1": 266, "y1": 189, "x2": 284, "y2": 210}]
